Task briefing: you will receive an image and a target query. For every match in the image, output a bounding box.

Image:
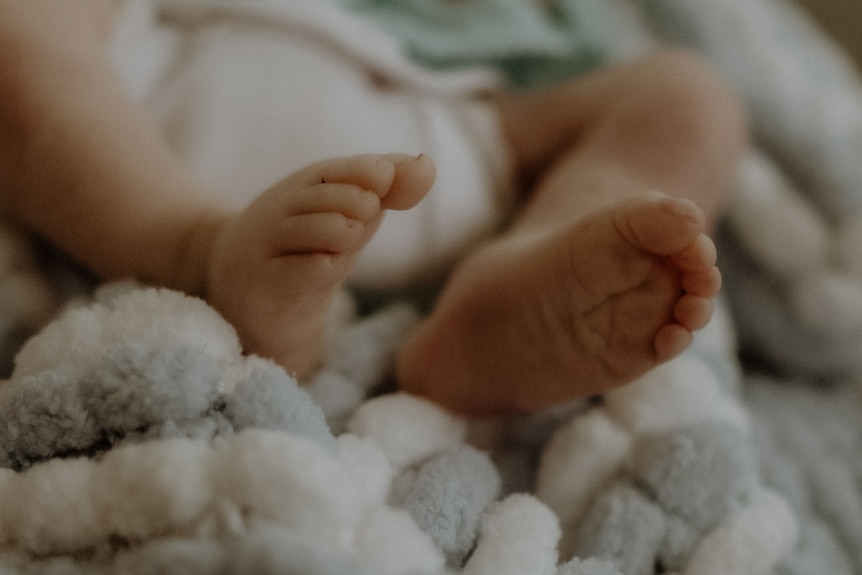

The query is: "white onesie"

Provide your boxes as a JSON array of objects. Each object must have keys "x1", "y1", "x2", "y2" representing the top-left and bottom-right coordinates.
[{"x1": 110, "y1": 0, "x2": 516, "y2": 291}]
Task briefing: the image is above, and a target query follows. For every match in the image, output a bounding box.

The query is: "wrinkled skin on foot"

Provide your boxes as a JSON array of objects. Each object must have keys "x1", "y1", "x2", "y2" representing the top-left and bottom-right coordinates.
[{"x1": 397, "y1": 192, "x2": 721, "y2": 416}]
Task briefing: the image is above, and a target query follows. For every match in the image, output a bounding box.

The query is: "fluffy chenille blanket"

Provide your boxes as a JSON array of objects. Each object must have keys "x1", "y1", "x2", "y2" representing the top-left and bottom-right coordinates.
[{"x1": 2, "y1": 0, "x2": 862, "y2": 574}]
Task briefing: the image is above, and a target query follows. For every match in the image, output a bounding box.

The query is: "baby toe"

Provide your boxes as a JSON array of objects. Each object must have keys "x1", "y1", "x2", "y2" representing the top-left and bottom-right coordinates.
[
  {"x1": 619, "y1": 194, "x2": 707, "y2": 256},
  {"x1": 284, "y1": 184, "x2": 381, "y2": 223},
  {"x1": 280, "y1": 154, "x2": 398, "y2": 198},
  {"x1": 673, "y1": 294, "x2": 714, "y2": 331},
  {"x1": 381, "y1": 153, "x2": 436, "y2": 211},
  {"x1": 681, "y1": 266, "x2": 722, "y2": 297},
  {"x1": 274, "y1": 213, "x2": 365, "y2": 255},
  {"x1": 671, "y1": 234, "x2": 717, "y2": 271},
  {"x1": 653, "y1": 323, "x2": 694, "y2": 362}
]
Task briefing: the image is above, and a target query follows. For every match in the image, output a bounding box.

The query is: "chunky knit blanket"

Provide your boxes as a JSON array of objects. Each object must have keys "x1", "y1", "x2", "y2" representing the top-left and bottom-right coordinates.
[{"x1": 1, "y1": 1, "x2": 861, "y2": 573}]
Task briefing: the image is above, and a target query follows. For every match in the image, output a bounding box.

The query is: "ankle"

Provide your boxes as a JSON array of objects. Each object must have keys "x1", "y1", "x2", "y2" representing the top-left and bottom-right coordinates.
[{"x1": 171, "y1": 208, "x2": 231, "y2": 297}]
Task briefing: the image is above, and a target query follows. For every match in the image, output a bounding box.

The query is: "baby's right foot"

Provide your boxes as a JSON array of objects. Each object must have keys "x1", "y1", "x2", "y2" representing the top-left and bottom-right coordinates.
[
  {"x1": 397, "y1": 192, "x2": 721, "y2": 415},
  {"x1": 206, "y1": 153, "x2": 435, "y2": 378}
]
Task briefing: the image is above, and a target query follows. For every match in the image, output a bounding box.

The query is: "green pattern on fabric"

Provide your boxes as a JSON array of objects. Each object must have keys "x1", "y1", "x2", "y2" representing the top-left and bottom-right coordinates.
[{"x1": 336, "y1": 0, "x2": 610, "y2": 87}]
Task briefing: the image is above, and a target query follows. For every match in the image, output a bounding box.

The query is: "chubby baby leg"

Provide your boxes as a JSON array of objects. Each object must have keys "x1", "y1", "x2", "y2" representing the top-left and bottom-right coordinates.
[{"x1": 396, "y1": 51, "x2": 744, "y2": 415}]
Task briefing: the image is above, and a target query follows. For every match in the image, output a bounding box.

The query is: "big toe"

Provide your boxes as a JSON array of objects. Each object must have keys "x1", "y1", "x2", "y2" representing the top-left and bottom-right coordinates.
[
  {"x1": 380, "y1": 153, "x2": 436, "y2": 210},
  {"x1": 619, "y1": 193, "x2": 706, "y2": 255}
]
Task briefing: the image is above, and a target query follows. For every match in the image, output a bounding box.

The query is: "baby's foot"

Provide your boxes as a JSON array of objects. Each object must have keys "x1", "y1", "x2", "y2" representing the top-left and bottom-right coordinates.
[
  {"x1": 396, "y1": 192, "x2": 721, "y2": 415},
  {"x1": 207, "y1": 153, "x2": 435, "y2": 378}
]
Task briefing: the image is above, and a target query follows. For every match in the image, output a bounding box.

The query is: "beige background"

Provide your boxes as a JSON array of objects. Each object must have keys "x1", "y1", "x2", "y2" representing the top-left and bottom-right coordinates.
[{"x1": 795, "y1": 0, "x2": 862, "y2": 71}]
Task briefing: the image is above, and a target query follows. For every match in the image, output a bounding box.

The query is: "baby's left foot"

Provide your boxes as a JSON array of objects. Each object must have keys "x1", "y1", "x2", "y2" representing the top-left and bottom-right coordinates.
[{"x1": 206, "y1": 154, "x2": 434, "y2": 378}]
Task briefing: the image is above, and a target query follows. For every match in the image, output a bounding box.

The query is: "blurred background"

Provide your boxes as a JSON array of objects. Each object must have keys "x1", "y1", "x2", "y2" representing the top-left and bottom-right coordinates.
[{"x1": 797, "y1": 0, "x2": 862, "y2": 70}]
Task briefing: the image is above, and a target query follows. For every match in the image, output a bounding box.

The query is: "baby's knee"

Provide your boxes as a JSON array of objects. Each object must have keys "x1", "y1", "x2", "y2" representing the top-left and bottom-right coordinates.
[{"x1": 639, "y1": 49, "x2": 748, "y2": 154}]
